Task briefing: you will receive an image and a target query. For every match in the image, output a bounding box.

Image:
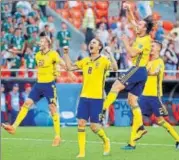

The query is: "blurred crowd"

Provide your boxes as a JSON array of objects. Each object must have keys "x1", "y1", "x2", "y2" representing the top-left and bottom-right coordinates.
[
  {"x1": 1, "y1": 1, "x2": 179, "y2": 80},
  {"x1": 1, "y1": 83, "x2": 35, "y2": 125}
]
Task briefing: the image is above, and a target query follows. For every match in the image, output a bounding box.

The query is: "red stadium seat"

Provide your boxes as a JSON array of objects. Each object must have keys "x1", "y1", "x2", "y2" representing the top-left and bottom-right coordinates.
[
  {"x1": 72, "y1": 19, "x2": 81, "y2": 29},
  {"x1": 56, "y1": 9, "x2": 70, "y2": 19},
  {"x1": 70, "y1": 9, "x2": 82, "y2": 19},
  {"x1": 163, "y1": 21, "x2": 174, "y2": 31},
  {"x1": 96, "y1": 9, "x2": 108, "y2": 19},
  {"x1": 96, "y1": 1, "x2": 108, "y2": 10}
]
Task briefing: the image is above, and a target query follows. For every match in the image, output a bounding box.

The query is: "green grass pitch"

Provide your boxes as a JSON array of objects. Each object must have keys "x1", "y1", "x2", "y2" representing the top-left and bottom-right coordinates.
[{"x1": 2, "y1": 126, "x2": 179, "y2": 160}]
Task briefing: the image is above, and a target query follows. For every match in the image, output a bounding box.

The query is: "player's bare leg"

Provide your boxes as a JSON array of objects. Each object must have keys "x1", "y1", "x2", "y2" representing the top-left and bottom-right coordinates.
[
  {"x1": 157, "y1": 117, "x2": 179, "y2": 149},
  {"x1": 49, "y1": 103, "x2": 61, "y2": 147},
  {"x1": 2, "y1": 99, "x2": 33, "y2": 134},
  {"x1": 90, "y1": 123, "x2": 110, "y2": 156},
  {"x1": 77, "y1": 119, "x2": 86, "y2": 158}
]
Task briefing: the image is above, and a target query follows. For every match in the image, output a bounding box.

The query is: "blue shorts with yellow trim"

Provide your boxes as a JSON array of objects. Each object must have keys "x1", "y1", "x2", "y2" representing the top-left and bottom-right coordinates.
[
  {"x1": 29, "y1": 81, "x2": 57, "y2": 104},
  {"x1": 118, "y1": 67, "x2": 147, "y2": 96},
  {"x1": 138, "y1": 96, "x2": 166, "y2": 117},
  {"x1": 77, "y1": 98, "x2": 103, "y2": 123}
]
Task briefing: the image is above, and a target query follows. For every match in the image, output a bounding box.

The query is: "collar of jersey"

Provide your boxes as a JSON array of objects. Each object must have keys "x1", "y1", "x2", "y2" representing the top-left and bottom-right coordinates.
[
  {"x1": 41, "y1": 50, "x2": 51, "y2": 55},
  {"x1": 90, "y1": 55, "x2": 101, "y2": 62}
]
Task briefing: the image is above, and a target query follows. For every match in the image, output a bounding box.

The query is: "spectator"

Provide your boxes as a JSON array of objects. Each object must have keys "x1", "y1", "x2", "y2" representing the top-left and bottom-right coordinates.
[
  {"x1": 174, "y1": 1, "x2": 178, "y2": 15},
  {"x1": 2, "y1": 15, "x2": 13, "y2": 32},
  {"x1": 24, "y1": 47, "x2": 36, "y2": 77},
  {"x1": 27, "y1": 31, "x2": 40, "y2": 52},
  {"x1": 56, "y1": 0, "x2": 65, "y2": 9},
  {"x1": 119, "y1": 1, "x2": 127, "y2": 18},
  {"x1": 56, "y1": 22, "x2": 71, "y2": 53},
  {"x1": 26, "y1": 16, "x2": 39, "y2": 38},
  {"x1": 40, "y1": 24, "x2": 53, "y2": 40},
  {"x1": 10, "y1": 28, "x2": 25, "y2": 56},
  {"x1": 37, "y1": 1, "x2": 48, "y2": 17},
  {"x1": 6, "y1": 83, "x2": 22, "y2": 124},
  {"x1": 8, "y1": 54, "x2": 22, "y2": 77},
  {"x1": 96, "y1": 23, "x2": 109, "y2": 46},
  {"x1": 77, "y1": 43, "x2": 88, "y2": 60},
  {"x1": 16, "y1": 1, "x2": 32, "y2": 16},
  {"x1": 1, "y1": 3, "x2": 12, "y2": 20},
  {"x1": 82, "y1": 2, "x2": 96, "y2": 45},
  {"x1": 46, "y1": 15, "x2": 56, "y2": 33},
  {"x1": 164, "y1": 42, "x2": 178, "y2": 76},
  {"x1": 1, "y1": 84, "x2": 8, "y2": 123},
  {"x1": 154, "y1": 21, "x2": 165, "y2": 42}
]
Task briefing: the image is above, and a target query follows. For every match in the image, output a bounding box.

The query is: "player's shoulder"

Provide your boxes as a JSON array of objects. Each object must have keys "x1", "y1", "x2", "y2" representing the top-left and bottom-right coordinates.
[
  {"x1": 100, "y1": 55, "x2": 110, "y2": 61},
  {"x1": 49, "y1": 50, "x2": 58, "y2": 55},
  {"x1": 35, "y1": 51, "x2": 41, "y2": 58}
]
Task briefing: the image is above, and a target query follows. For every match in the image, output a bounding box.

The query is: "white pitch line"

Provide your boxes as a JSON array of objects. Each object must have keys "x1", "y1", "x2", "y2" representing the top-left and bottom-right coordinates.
[{"x1": 1, "y1": 137, "x2": 174, "y2": 147}]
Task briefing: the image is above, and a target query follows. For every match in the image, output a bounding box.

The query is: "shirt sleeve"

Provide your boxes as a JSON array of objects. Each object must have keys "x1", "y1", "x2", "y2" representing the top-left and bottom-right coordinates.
[
  {"x1": 75, "y1": 59, "x2": 85, "y2": 69},
  {"x1": 53, "y1": 51, "x2": 61, "y2": 64},
  {"x1": 105, "y1": 59, "x2": 111, "y2": 71}
]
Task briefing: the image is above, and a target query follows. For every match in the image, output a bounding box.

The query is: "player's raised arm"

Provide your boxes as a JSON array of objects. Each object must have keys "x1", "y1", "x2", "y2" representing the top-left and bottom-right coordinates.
[
  {"x1": 104, "y1": 46, "x2": 118, "y2": 71},
  {"x1": 120, "y1": 35, "x2": 141, "y2": 57},
  {"x1": 63, "y1": 46, "x2": 80, "y2": 71}
]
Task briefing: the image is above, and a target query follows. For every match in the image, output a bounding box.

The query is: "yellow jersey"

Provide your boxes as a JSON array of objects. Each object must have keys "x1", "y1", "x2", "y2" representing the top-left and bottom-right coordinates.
[
  {"x1": 132, "y1": 35, "x2": 151, "y2": 67},
  {"x1": 75, "y1": 55, "x2": 111, "y2": 99},
  {"x1": 142, "y1": 58, "x2": 165, "y2": 97},
  {"x1": 35, "y1": 50, "x2": 62, "y2": 83}
]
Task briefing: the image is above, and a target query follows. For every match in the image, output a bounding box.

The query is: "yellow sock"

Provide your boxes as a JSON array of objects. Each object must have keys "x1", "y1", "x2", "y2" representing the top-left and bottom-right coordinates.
[
  {"x1": 129, "y1": 106, "x2": 143, "y2": 146},
  {"x1": 78, "y1": 127, "x2": 86, "y2": 155},
  {"x1": 96, "y1": 129, "x2": 108, "y2": 143},
  {"x1": 12, "y1": 105, "x2": 29, "y2": 129},
  {"x1": 103, "y1": 92, "x2": 118, "y2": 110},
  {"x1": 159, "y1": 120, "x2": 179, "y2": 142},
  {"x1": 52, "y1": 113, "x2": 60, "y2": 137}
]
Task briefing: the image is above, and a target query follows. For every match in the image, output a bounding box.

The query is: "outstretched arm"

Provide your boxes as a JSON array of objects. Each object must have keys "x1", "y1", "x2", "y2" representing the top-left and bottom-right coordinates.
[
  {"x1": 104, "y1": 46, "x2": 118, "y2": 71},
  {"x1": 121, "y1": 35, "x2": 141, "y2": 57},
  {"x1": 63, "y1": 46, "x2": 79, "y2": 71}
]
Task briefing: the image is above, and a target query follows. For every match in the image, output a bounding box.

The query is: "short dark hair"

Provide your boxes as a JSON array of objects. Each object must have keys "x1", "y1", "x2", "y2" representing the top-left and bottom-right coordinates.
[
  {"x1": 153, "y1": 40, "x2": 162, "y2": 50},
  {"x1": 45, "y1": 24, "x2": 49, "y2": 28},
  {"x1": 144, "y1": 16, "x2": 154, "y2": 34},
  {"x1": 174, "y1": 32, "x2": 178, "y2": 36}
]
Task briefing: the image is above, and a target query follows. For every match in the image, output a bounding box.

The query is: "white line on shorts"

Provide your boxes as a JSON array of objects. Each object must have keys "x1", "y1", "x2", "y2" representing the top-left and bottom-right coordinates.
[{"x1": 1, "y1": 137, "x2": 174, "y2": 147}]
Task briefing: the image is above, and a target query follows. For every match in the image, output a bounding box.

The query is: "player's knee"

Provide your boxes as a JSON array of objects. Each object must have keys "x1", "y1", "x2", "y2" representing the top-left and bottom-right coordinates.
[
  {"x1": 111, "y1": 80, "x2": 125, "y2": 93},
  {"x1": 90, "y1": 123, "x2": 98, "y2": 132},
  {"x1": 24, "y1": 99, "x2": 34, "y2": 108},
  {"x1": 78, "y1": 119, "x2": 86, "y2": 127},
  {"x1": 128, "y1": 94, "x2": 138, "y2": 107},
  {"x1": 49, "y1": 104, "x2": 57, "y2": 115},
  {"x1": 156, "y1": 117, "x2": 165, "y2": 125}
]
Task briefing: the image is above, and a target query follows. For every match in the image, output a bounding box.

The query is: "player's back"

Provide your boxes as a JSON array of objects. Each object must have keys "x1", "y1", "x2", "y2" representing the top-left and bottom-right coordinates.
[
  {"x1": 142, "y1": 58, "x2": 165, "y2": 97},
  {"x1": 35, "y1": 50, "x2": 61, "y2": 83},
  {"x1": 132, "y1": 35, "x2": 151, "y2": 67},
  {"x1": 75, "y1": 55, "x2": 111, "y2": 99}
]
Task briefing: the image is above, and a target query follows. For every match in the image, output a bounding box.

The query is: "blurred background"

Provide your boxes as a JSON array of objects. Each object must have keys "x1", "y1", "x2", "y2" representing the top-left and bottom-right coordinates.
[{"x1": 1, "y1": 0, "x2": 179, "y2": 127}]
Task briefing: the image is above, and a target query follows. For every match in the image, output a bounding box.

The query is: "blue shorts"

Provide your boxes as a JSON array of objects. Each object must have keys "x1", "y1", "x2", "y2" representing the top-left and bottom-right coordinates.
[
  {"x1": 138, "y1": 96, "x2": 166, "y2": 117},
  {"x1": 77, "y1": 98, "x2": 103, "y2": 123},
  {"x1": 118, "y1": 67, "x2": 147, "y2": 96},
  {"x1": 29, "y1": 81, "x2": 57, "y2": 104}
]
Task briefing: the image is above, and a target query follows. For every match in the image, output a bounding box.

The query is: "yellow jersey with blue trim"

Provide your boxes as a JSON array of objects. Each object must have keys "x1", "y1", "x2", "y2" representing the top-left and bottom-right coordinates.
[
  {"x1": 132, "y1": 35, "x2": 151, "y2": 67},
  {"x1": 142, "y1": 58, "x2": 165, "y2": 97},
  {"x1": 35, "y1": 50, "x2": 62, "y2": 83},
  {"x1": 75, "y1": 55, "x2": 111, "y2": 99}
]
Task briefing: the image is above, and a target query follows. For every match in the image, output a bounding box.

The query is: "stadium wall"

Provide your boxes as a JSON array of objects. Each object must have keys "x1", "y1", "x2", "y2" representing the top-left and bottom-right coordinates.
[{"x1": 1, "y1": 80, "x2": 179, "y2": 126}]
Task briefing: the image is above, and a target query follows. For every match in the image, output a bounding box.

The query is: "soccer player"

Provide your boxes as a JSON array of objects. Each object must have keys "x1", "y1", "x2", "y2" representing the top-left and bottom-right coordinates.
[
  {"x1": 2, "y1": 36, "x2": 66, "y2": 147},
  {"x1": 63, "y1": 38, "x2": 118, "y2": 158},
  {"x1": 102, "y1": 18, "x2": 153, "y2": 150},
  {"x1": 138, "y1": 41, "x2": 179, "y2": 149}
]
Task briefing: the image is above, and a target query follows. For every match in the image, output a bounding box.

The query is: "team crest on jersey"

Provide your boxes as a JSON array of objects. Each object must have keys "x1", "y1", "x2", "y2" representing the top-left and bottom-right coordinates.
[{"x1": 95, "y1": 62, "x2": 100, "y2": 68}]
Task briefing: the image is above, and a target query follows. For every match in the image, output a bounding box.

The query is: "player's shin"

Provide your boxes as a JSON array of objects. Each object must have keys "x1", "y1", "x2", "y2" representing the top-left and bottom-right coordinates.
[
  {"x1": 78, "y1": 126, "x2": 86, "y2": 156},
  {"x1": 158, "y1": 119, "x2": 179, "y2": 142},
  {"x1": 12, "y1": 104, "x2": 29, "y2": 129},
  {"x1": 52, "y1": 112, "x2": 60, "y2": 137},
  {"x1": 103, "y1": 92, "x2": 118, "y2": 110}
]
